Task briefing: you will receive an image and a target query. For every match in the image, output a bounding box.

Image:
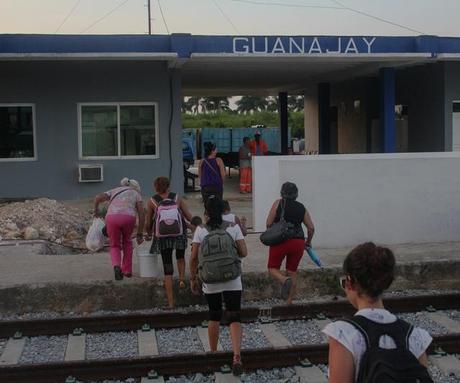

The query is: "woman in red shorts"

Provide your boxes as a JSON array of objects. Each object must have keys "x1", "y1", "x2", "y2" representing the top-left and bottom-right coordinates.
[{"x1": 266, "y1": 182, "x2": 315, "y2": 304}]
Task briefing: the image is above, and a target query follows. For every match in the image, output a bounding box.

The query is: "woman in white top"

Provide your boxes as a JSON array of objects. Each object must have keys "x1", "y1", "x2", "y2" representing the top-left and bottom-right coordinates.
[
  {"x1": 190, "y1": 197, "x2": 248, "y2": 376},
  {"x1": 323, "y1": 242, "x2": 432, "y2": 383}
]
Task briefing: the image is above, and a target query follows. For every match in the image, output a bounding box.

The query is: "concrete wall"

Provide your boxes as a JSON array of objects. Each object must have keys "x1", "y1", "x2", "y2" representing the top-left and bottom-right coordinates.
[
  {"x1": 0, "y1": 61, "x2": 183, "y2": 199},
  {"x1": 253, "y1": 153, "x2": 460, "y2": 247},
  {"x1": 397, "y1": 62, "x2": 446, "y2": 152}
]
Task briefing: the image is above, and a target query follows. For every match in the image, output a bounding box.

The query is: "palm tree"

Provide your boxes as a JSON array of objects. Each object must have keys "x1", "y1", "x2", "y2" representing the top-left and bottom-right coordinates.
[
  {"x1": 288, "y1": 95, "x2": 304, "y2": 112},
  {"x1": 202, "y1": 97, "x2": 230, "y2": 113},
  {"x1": 267, "y1": 96, "x2": 278, "y2": 112},
  {"x1": 236, "y1": 96, "x2": 268, "y2": 114},
  {"x1": 185, "y1": 97, "x2": 202, "y2": 114}
]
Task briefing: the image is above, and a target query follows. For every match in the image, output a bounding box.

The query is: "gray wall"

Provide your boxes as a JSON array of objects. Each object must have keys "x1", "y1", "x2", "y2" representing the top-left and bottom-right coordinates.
[
  {"x1": 396, "y1": 62, "x2": 446, "y2": 152},
  {"x1": 0, "y1": 61, "x2": 183, "y2": 199}
]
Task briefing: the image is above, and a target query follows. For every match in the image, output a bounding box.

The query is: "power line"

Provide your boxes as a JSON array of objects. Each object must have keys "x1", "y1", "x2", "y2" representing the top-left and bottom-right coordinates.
[
  {"x1": 54, "y1": 0, "x2": 82, "y2": 33},
  {"x1": 80, "y1": 0, "x2": 131, "y2": 34},
  {"x1": 231, "y1": 0, "x2": 344, "y2": 10},
  {"x1": 331, "y1": 0, "x2": 425, "y2": 35},
  {"x1": 212, "y1": 0, "x2": 240, "y2": 34},
  {"x1": 157, "y1": 0, "x2": 170, "y2": 34}
]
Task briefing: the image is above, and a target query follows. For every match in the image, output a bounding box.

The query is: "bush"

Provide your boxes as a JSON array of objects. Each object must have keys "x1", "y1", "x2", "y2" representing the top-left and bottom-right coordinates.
[{"x1": 182, "y1": 111, "x2": 304, "y2": 138}]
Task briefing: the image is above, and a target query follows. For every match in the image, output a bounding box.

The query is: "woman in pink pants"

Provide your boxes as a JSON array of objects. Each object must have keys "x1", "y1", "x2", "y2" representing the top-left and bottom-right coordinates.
[{"x1": 94, "y1": 178, "x2": 145, "y2": 280}]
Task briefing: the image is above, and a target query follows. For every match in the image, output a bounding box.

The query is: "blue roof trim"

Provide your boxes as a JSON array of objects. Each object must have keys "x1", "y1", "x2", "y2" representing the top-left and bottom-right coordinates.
[
  {"x1": 0, "y1": 34, "x2": 171, "y2": 53},
  {"x1": 1, "y1": 34, "x2": 460, "y2": 56}
]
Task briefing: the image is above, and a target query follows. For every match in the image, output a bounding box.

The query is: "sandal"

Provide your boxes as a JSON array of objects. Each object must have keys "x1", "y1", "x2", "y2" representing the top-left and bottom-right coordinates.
[
  {"x1": 281, "y1": 277, "x2": 293, "y2": 300},
  {"x1": 232, "y1": 354, "x2": 243, "y2": 376}
]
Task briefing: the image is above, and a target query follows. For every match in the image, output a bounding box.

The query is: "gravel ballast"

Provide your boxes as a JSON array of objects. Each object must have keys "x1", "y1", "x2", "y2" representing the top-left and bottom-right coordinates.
[
  {"x1": 165, "y1": 373, "x2": 214, "y2": 383},
  {"x1": 428, "y1": 363, "x2": 460, "y2": 383},
  {"x1": 156, "y1": 327, "x2": 204, "y2": 354},
  {"x1": 240, "y1": 367, "x2": 298, "y2": 383},
  {"x1": 86, "y1": 332, "x2": 138, "y2": 360},
  {"x1": 19, "y1": 335, "x2": 67, "y2": 364},
  {"x1": 276, "y1": 319, "x2": 326, "y2": 345},
  {"x1": 398, "y1": 312, "x2": 450, "y2": 335},
  {"x1": 218, "y1": 323, "x2": 271, "y2": 351}
]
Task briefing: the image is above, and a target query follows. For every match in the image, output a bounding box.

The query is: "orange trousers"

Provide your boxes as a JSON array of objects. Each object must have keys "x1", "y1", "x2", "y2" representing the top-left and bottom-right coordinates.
[{"x1": 239, "y1": 167, "x2": 252, "y2": 193}]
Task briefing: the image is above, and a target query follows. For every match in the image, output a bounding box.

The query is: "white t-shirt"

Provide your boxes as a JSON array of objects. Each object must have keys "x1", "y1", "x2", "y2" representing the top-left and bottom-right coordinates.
[
  {"x1": 222, "y1": 213, "x2": 236, "y2": 224},
  {"x1": 322, "y1": 308, "x2": 432, "y2": 381},
  {"x1": 192, "y1": 224, "x2": 244, "y2": 294}
]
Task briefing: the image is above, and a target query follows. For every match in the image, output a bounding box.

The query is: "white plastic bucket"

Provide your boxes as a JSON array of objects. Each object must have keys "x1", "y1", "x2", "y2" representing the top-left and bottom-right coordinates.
[{"x1": 136, "y1": 246, "x2": 161, "y2": 278}]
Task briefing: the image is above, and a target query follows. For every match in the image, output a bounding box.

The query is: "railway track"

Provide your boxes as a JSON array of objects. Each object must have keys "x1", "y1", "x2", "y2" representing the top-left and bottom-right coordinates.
[
  {"x1": 1, "y1": 293, "x2": 460, "y2": 382},
  {"x1": 1, "y1": 293, "x2": 460, "y2": 338}
]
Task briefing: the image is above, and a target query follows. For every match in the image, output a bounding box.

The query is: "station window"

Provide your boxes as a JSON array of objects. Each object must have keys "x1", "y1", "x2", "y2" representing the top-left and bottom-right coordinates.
[
  {"x1": 0, "y1": 105, "x2": 36, "y2": 161},
  {"x1": 79, "y1": 103, "x2": 158, "y2": 159}
]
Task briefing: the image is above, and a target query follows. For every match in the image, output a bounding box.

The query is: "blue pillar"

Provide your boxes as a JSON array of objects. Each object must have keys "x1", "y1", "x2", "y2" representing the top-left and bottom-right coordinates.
[
  {"x1": 318, "y1": 83, "x2": 331, "y2": 154},
  {"x1": 379, "y1": 68, "x2": 396, "y2": 153}
]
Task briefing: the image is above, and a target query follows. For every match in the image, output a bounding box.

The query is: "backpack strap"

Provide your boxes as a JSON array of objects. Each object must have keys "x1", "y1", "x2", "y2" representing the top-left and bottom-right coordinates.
[{"x1": 342, "y1": 315, "x2": 413, "y2": 350}]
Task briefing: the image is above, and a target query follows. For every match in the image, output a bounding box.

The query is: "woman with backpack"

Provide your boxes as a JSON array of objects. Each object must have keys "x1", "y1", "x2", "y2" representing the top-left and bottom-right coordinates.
[
  {"x1": 93, "y1": 178, "x2": 145, "y2": 280},
  {"x1": 189, "y1": 197, "x2": 248, "y2": 376},
  {"x1": 145, "y1": 177, "x2": 193, "y2": 309},
  {"x1": 265, "y1": 182, "x2": 315, "y2": 303},
  {"x1": 198, "y1": 142, "x2": 226, "y2": 204},
  {"x1": 324, "y1": 242, "x2": 433, "y2": 383}
]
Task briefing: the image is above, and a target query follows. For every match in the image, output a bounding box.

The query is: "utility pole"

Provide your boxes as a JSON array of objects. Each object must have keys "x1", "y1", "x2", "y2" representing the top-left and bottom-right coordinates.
[{"x1": 147, "y1": 0, "x2": 152, "y2": 35}]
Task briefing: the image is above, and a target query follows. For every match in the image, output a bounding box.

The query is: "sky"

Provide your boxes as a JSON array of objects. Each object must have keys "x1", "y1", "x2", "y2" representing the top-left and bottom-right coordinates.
[{"x1": 1, "y1": 0, "x2": 460, "y2": 37}]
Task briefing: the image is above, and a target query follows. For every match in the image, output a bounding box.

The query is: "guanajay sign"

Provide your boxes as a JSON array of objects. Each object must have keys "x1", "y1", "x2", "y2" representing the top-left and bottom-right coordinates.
[{"x1": 232, "y1": 37, "x2": 377, "y2": 55}]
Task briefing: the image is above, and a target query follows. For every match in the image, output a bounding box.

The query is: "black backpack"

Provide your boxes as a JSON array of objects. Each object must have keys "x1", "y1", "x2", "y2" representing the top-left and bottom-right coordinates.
[{"x1": 343, "y1": 315, "x2": 433, "y2": 383}]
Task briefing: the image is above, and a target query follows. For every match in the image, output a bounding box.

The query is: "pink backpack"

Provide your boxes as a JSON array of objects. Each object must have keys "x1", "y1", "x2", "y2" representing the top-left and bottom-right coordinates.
[{"x1": 152, "y1": 193, "x2": 183, "y2": 238}]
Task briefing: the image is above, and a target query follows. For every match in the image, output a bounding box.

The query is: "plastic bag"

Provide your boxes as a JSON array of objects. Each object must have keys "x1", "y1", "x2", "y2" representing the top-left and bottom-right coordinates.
[{"x1": 86, "y1": 218, "x2": 105, "y2": 251}]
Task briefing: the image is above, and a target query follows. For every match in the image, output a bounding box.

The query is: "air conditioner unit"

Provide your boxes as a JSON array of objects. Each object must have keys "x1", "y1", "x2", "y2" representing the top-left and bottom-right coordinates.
[{"x1": 78, "y1": 164, "x2": 103, "y2": 183}]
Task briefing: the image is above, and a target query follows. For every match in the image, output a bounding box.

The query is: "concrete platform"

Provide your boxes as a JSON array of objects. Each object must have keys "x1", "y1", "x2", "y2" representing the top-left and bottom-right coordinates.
[
  {"x1": 0, "y1": 238, "x2": 460, "y2": 313},
  {"x1": 1, "y1": 173, "x2": 460, "y2": 313}
]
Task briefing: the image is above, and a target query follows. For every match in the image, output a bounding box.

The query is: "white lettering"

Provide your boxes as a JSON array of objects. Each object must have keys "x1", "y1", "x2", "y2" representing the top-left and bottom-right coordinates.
[
  {"x1": 272, "y1": 37, "x2": 286, "y2": 54},
  {"x1": 252, "y1": 37, "x2": 268, "y2": 54},
  {"x1": 362, "y1": 37, "x2": 376, "y2": 53},
  {"x1": 289, "y1": 37, "x2": 304, "y2": 54},
  {"x1": 233, "y1": 37, "x2": 249, "y2": 53},
  {"x1": 326, "y1": 37, "x2": 341, "y2": 54},
  {"x1": 344, "y1": 38, "x2": 359, "y2": 54},
  {"x1": 308, "y1": 37, "x2": 322, "y2": 54}
]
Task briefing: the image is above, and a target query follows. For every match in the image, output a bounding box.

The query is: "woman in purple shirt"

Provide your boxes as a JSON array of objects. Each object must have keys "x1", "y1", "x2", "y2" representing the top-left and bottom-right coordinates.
[{"x1": 198, "y1": 142, "x2": 226, "y2": 204}]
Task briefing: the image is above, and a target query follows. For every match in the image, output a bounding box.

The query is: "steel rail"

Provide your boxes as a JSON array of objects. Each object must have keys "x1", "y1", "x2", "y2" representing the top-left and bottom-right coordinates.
[
  {"x1": 0, "y1": 334, "x2": 459, "y2": 383},
  {"x1": 1, "y1": 293, "x2": 460, "y2": 338}
]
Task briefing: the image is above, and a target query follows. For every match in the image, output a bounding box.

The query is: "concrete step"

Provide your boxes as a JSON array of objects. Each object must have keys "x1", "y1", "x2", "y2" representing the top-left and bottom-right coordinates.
[
  {"x1": 197, "y1": 326, "x2": 223, "y2": 352},
  {"x1": 64, "y1": 334, "x2": 86, "y2": 361},
  {"x1": 426, "y1": 312, "x2": 460, "y2": 333},
  {"x1": 295, "y1": 365, "x2": 328, "y2": 383},
  {"x1": 138, "y1": 329, "x2": 159, "y2": 356},
  {"x1": 215, "y1": 372, "x2": 241, "y2": 383},
  {"x1": 429, "y1": 354, "x2": 460, "y2": 378},
  {"x1": 0, "y1": 337, "x2": 26, "y2": 365},
  {"x1": 260, "y1": 323, "x2": 291, "y2": 347}
]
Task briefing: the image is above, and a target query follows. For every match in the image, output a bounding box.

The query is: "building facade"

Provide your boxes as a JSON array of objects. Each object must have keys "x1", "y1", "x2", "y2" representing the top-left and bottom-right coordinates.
[{"x1": 1, "y1": 34, "x2": 460, "y2": 198}]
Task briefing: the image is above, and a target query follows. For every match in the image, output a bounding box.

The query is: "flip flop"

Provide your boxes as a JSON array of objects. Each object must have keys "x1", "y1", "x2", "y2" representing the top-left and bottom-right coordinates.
[{"x1": 281, "y1": 277, "x2": 293, "y2": 300}]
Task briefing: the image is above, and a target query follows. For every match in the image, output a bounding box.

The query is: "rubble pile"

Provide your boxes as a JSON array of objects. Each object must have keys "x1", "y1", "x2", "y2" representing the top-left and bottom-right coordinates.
[{"x1": 0, "y1": 198, "x2": 92, "y2": 248}]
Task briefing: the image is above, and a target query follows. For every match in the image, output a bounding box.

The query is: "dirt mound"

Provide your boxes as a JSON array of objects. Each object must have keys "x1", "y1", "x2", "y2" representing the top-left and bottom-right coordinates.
[{"x1": 0, "y1": 198, "x2": 92, "y2": 248}]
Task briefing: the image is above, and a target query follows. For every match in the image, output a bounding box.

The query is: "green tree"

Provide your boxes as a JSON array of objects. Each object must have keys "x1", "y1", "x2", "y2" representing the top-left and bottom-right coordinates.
[
  {"x1": 201, "y1": 97, "x2": 230, "y2": 113},
  {"x1": 236, "y1": 96, "x2": 268, "y2": 114},
  {"x1": 288, "y1": 95, "x2": 304, "y2": 112}
]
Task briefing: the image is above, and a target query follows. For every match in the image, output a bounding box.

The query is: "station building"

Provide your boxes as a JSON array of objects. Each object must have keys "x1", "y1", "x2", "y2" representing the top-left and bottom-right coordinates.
[{"x1": 2, "y1": 34, "x2": 460, "y2": 199}]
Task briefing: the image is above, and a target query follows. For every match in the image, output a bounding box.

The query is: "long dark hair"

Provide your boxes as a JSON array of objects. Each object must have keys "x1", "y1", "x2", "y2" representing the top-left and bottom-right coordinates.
[
  {"x1": 205, "y1": 197, "x2": 224, "y2": 230},
  {"x1": 204, "y1": 141, "x2": 216, "y2": 158}
]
